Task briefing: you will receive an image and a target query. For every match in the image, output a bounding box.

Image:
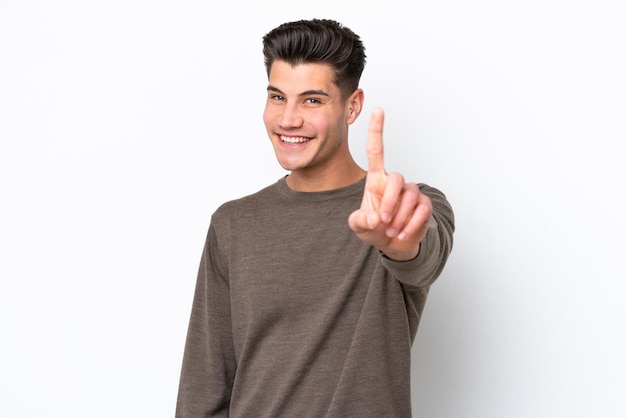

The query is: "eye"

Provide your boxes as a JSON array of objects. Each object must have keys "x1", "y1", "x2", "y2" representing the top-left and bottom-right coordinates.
[{"x1": 305, "y1": 98, "x2": 321, "y2": 104}]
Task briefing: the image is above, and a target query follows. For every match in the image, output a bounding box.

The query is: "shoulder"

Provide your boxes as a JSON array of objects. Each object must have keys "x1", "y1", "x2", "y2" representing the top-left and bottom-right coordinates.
[
  {"x1": 418, "y1": 183, "x2": 453, "y2": 211},
  {"x1": 211, "y1": 178, "x2": 285, "y2": 224},
  {"x1": 417, "y1": 183, "x2": 445, "y2": 199},
  {"x1": 417, "y1": 182, "x2": 455, "y2": 234}
]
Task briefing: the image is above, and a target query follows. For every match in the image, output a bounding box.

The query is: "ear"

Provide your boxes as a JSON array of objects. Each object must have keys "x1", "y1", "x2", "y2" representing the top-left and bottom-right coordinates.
[{"x1": 346, "y1": 89, "x2": 364, "y2": 125}]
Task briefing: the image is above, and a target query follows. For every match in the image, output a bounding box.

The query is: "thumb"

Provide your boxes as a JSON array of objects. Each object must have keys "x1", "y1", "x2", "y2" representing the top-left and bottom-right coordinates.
[{"x1": 348, "y1": 209, "x2": 380, "y2": 234}]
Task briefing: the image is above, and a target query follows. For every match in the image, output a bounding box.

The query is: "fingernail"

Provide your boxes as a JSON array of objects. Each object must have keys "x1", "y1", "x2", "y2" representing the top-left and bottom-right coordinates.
[
  {"x1": 386, "y1": 228, "x2": 397, "y2": 238},
  {"x1": 381, "y1": 213, "x2": 391, "y2": 223}
]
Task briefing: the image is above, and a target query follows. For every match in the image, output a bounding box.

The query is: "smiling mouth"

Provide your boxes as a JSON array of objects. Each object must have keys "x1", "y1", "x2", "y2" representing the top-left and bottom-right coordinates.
[{"x1": 281, "y1": 135, "x2": 311, "y2": 144}]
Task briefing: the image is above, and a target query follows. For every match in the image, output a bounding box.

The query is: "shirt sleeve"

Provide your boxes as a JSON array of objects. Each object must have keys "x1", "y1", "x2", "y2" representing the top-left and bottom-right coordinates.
[
  {"x1": 176, "y1": 223, "x2": 236, "y2": 418},
  {"x1": 381, "y1": 183, "x2": 455, "y2": 288}
]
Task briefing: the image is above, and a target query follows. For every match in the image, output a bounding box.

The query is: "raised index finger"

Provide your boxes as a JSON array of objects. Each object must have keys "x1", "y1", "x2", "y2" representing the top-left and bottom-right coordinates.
[{"x1": 366, "y1": 108, "x2": 385, "y2": 173}]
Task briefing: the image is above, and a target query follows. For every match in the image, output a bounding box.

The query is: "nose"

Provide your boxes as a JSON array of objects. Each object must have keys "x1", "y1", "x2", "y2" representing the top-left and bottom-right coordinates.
[{"x1": 278, "y1": 103, "x2": 303, "y2": 129}]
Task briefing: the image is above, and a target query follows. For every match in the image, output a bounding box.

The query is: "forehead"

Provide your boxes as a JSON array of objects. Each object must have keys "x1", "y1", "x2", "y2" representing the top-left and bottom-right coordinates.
[{"x1": 268, "y1": 60, "x2": 338, "y2": 94}]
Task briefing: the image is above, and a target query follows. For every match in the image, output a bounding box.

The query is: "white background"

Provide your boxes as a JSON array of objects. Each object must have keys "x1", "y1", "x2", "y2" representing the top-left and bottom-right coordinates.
[{"x1": 1, "y1": 1, "x2": 624, "y2": 417}]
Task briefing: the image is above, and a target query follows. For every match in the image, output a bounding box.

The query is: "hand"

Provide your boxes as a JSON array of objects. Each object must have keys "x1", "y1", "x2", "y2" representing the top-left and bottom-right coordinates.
[{"x1": 348, "y1": 108, "x2": 433, "y2": 261}]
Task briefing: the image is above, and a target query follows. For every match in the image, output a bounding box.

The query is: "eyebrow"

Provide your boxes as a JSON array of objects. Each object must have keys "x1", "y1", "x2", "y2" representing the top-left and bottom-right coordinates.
[{"x1": 267, "y1": 85, "x2": 330, "y2": 97}]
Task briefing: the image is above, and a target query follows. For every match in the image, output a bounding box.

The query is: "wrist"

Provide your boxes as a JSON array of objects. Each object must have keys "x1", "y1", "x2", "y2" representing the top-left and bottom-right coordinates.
[{"x1": 380, "y1": 244, "x2": 420, "y2": 262}]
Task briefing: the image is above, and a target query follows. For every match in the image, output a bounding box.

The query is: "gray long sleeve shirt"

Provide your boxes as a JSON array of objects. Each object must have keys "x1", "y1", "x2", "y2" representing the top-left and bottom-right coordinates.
[{"x1": 176, "y1": 176, "x2": 455, "y2": 417}]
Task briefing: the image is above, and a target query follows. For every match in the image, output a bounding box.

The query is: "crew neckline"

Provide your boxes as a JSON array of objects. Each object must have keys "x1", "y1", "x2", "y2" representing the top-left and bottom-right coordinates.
[{"x1": 275, "y1": 175, "x2": 366, "y2": 201}]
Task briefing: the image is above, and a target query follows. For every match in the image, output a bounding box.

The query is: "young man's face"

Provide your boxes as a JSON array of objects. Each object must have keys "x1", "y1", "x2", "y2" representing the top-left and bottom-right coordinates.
[{"x1": 263, "y1": 60, "x2": 357, "y2": 176}]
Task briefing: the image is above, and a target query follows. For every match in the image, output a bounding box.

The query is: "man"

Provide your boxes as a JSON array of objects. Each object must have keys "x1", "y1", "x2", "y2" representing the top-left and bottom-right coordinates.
[{"x1": 176, "y1": 18, "x2": 454, "y2": 417}]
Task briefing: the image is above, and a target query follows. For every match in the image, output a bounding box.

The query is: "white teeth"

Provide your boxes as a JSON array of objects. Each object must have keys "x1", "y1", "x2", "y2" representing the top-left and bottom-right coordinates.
[{"x1": 281, "y1": 135, "x2": 310, "y2": 144}]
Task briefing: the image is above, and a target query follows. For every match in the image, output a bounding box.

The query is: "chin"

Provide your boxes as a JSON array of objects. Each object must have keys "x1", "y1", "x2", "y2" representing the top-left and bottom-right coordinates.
[
  {"x1": 272, "y1": 150, "x2": 307, "y2": 171},
  {"x1": 277, "y1": 162, "x2": 302, "y2": 172}
]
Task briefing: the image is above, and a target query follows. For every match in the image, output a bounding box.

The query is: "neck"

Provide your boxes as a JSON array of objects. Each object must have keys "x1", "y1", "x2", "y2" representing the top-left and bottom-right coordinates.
[{"x1": 286, "y1": 160, "x2": 366, "y2": 192}]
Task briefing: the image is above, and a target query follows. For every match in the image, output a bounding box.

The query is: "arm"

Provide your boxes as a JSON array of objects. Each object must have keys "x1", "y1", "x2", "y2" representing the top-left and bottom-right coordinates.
[
  {"x1": 349, "y1": 108, "x2": 454, "y2": 270},
  {"x1": 176, "y1": 224, "x2": 236, "y2": 418},
  {"x1": 380, "y1": 183, "x2": 455, "y2": 287}
]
